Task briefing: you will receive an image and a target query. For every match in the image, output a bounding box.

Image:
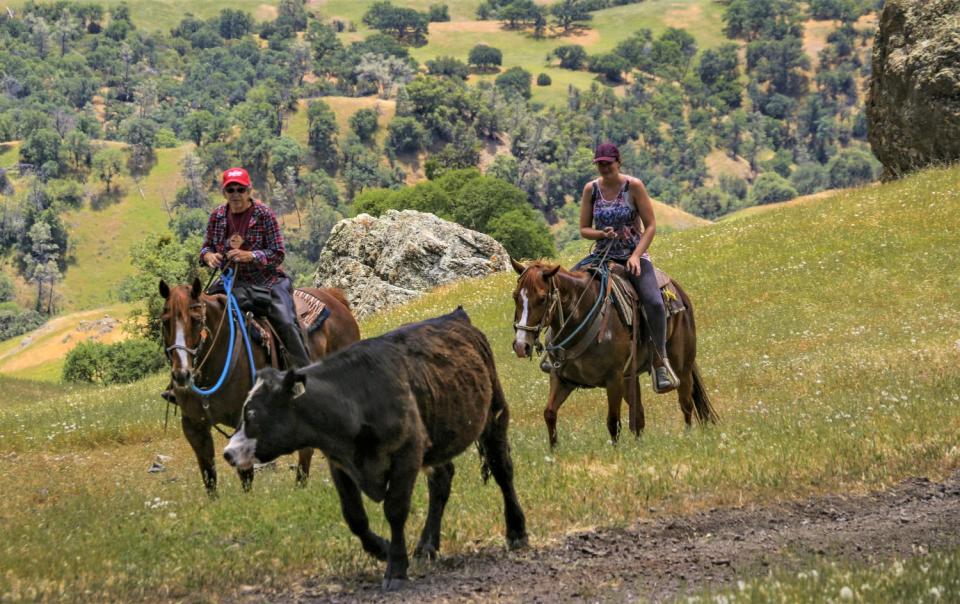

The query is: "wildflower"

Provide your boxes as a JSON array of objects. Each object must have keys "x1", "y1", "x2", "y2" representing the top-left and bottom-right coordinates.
[{"x1": 839, "y1": 586, "x2": 854, "y2": 600}]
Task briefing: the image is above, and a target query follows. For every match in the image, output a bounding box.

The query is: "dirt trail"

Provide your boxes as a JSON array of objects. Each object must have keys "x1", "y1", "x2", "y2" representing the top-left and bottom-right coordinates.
[{"x1": 252, "y1": 472, "x2": 960, "y2": 603}]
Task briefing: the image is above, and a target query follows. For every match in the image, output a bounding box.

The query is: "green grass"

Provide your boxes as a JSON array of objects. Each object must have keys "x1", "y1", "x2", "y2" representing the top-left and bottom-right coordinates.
[
  {"x1": 0, "y1": 141, "x2": 19, "y2": 167},
  {"x1": 60, "y1": 145, "x2": 185, "y2": 311},
  {"x1": 1, "y1": 165, "x2": 958, "y2": 601},
  {"x1": 3, "y1": 0, "x2": 282, "y2": 31},
  {"x1": 695, "y1": 547, "x2": 960, "y2": 603}
]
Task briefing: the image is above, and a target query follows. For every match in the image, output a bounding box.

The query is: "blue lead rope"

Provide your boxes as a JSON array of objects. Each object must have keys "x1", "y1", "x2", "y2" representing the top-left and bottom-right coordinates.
[{"x1": 191, "y1": 267, "x2": 257, "y2": 396}]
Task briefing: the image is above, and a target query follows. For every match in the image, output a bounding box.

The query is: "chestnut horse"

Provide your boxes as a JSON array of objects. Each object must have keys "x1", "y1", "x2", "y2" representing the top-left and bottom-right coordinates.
[
  {"x1": 159, "y1": 277, "x2": 360, "y2": 493},
  {"x1": 511, "y1": 259, "x2": 717, "y2": 448}
]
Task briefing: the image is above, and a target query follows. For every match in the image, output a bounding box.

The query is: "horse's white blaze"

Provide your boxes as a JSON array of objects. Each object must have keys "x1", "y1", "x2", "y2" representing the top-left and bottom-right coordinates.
[
  {"x1": 174, "y1": 319, "x2": 188, "y2": 367},
  {"x1": 514, "y1": 288, "x2": 533, "y2": 347}
]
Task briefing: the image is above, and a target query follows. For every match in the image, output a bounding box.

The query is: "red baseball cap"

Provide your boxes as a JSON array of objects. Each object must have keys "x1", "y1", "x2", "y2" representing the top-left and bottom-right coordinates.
[
  {"x1": 593, "y1": 142, "x2": 620, "y2": 163},
  {"x1": 222, "y1": 167, "x2": 251, "y2": 189}
]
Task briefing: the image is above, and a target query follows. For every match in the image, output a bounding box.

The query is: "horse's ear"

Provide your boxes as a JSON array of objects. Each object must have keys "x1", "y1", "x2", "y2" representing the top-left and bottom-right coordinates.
[
  {"x1": 541, "y1": 265, "x2": 560, "y2": 279},
  {"x1": 159, "y1": 280, "x2": 170, "y2": 299},
  {"x1": 510, "y1": 257, "x2": 526, "y2": 275},
  {"x1": 191, "y1": 277, "x2": 203, "y2": 299}
]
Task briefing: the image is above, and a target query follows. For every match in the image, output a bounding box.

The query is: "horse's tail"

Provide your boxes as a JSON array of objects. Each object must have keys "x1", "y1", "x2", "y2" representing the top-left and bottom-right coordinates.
[{"x1": 691, "y1": 361, "x2": 719, "y2": 424}]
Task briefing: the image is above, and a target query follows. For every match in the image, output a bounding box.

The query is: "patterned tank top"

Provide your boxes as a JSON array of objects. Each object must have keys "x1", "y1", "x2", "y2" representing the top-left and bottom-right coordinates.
[{"x1": 590, "y1": 177, "x2": 648, "y2": 261}]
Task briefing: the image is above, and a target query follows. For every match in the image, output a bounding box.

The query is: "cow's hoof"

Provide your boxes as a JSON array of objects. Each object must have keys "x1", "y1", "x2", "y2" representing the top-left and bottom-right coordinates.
[
  {"x1": 508, "y1": 534, "x2": 529, "y2": 550},
  {"x1": 414, "y1": 543, "x2": 438, "y2": 561},
  {"x1": 381, "y1": 577, "x2": 407, "y2": 592}
]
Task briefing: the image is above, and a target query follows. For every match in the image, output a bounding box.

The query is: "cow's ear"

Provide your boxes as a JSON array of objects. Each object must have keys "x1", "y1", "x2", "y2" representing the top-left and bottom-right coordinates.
[
  {"x1": 510, "y1": 257, "x2": 526, "y2": 275},
  {"x1": 282, "y1": 370, "x2": 307, "y2": 396},
  {"x1": 159, "y1": 280, "x2": 170, "y2": 299},
  {"x1": 191, "y1": 277, "x2": 203, "y2": 299}
]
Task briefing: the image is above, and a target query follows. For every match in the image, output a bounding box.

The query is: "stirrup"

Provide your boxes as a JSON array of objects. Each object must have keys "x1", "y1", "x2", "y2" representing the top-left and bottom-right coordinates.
[{"x1": 652, "y1": 364, "x2": 678, "y2": 394}]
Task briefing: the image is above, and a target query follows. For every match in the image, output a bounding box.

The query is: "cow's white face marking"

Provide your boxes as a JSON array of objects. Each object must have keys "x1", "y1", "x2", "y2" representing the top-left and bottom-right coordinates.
[
  {"x1": 224, "y1": 426, "x2": 257, "y2": 470},
  {"x1": 514, "y1": 288, "x2": 533, "y2": 348},
  {"x1": 223, "y1": 378, "x2": 266, "y2": 470},
  {"x1": 174, "y1": 319, "x2": 188, "y2": 367}
]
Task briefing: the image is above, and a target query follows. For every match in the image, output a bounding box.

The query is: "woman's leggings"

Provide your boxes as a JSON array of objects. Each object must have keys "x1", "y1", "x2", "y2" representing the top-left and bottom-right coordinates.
[{"x1": 613, "y1": 258, "x2": 667, "y2": 357}]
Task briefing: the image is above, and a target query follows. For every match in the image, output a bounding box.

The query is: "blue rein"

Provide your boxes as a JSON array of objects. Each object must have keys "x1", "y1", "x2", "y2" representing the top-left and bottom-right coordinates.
[{"x1": 191, "y1": 267, "x2": 257, "y2": 396}]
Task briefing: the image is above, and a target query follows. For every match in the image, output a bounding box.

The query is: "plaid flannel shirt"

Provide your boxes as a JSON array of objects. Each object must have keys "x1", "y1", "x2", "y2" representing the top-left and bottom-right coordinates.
[{"x1": 199, "y1": 200, "x2": 287, "y2": 286}]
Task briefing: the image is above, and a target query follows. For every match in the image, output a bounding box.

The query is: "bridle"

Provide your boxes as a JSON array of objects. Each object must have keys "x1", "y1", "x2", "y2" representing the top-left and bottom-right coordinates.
[
  {"x1": 162, "y1": 299, "x2": 213, "y2": 377},
  {"x1": 513, "y1": 268, "x2": 563, "y2": 355}
]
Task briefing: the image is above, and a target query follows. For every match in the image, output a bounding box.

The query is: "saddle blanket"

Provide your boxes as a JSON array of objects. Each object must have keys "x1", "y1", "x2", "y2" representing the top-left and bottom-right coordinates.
[
  {"x1": 609, "y1": 268, "x2": 686, "y2": 328},
  {"x1": 293, "y1": 289, "x2": 330, "y2": 333}
]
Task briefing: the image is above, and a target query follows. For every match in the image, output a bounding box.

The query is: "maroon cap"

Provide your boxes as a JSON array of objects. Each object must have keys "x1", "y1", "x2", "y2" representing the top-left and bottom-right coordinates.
[
  {"x1": 593, "y1": 142, "x2": 620, "y2": 163},
  {"x1": 222, "y1": 167, "x2": 251, "y2": 189}
]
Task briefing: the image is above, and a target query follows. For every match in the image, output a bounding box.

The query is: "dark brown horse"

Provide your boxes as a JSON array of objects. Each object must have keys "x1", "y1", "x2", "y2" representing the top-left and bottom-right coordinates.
[
  {"x1": 510, "y1": 259, "x2": 717, "y2": 448},
  {"x1": 159, "y1": 277, "x2": 360, "y2": 493}
]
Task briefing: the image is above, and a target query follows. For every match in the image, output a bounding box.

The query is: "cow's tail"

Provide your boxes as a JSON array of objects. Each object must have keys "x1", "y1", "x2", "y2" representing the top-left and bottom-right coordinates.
[{"x1": 476, "y1": 327, "x2": 508, "y2": 485}]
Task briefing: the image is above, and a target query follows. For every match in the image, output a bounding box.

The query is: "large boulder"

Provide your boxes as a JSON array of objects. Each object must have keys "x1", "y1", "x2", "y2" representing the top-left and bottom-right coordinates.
[
  {"x1": 867, "y1": 0, "x2": 960, "y2": 178},
  {"x1": 314, "y1": 210, "x2": 510, "y2": 318}
]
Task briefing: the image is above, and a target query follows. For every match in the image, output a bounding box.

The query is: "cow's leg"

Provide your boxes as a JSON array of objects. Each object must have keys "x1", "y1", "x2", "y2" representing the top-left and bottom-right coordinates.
[
  {"x1": 544, "y1": 375, "x2": 575, "y2": 449},
  {"x1": 381, "y1": 450, "x2": 420, "y2": 591},
  {"x1": 414, "y1": 462, "x2": 455, "y2": 561},
  {"x1": 605, "y1": 378, "x2": 625, "y2": 444},
  {"x1": 329, "y1": 463, "x2": 388, "y2": 560},
  {"x1": 295, "y1": 447, "x2": 314, "y2": 486},
  {"x1": 181, "y1": 415, "x2": 217, "y2": 494},
  {"x1": 480, "y1": 406, "x2": 528, "y2": 550}
]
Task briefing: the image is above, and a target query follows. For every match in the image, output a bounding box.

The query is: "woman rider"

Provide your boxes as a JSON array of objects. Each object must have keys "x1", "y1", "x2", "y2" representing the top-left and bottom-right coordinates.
[{"x1": 577, "y1": 142, "x2": 678, "y2": 393}]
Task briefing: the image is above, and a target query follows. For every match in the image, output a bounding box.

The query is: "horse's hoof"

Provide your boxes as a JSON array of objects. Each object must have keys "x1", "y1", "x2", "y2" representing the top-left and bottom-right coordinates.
[
  {"x1": 365, "y1": 536, "x2": 389, "y2": 561},
  {"x1": 381, "y1": 577, "x2": 407, "y2": 591},
  {"x1": 414, "y1": 544, "x2": 439, "y2": 561},
  {"x1": 508, "y1": 534, "x2": 529, "y2": 550}
]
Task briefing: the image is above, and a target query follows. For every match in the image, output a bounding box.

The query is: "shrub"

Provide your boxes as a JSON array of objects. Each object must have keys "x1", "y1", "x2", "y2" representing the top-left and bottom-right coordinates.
[
  {"x1": 0, "y1": 274, "x2": 14, "y2": 303},
  {"x1": 468, "y1": 44, "x2": 502, "y2": 71},
  {"x1": 154, "y1": 128, "x2": 179, "y2": 148},
  {"x1": 488, "y1": 209, "x2": 555, "y2": 260},
  {"x1": 495, "y1": 66, "x2": 532, "y2": 99},
  {"x1": 428, "y1": 3, "x2": 450, "y2": 22},
  {"x1": 587, "y1": 53, "x2": 629, "y2": 83},
  {"x1": 553, "y1": 44, "x2": 587, "y2": 70},
  {"x1": 790, "y1": 162, "x2": 830, "y2": 195},
  {"x1": 680, "y1": 187, "x2": 735, "y2": 220},
  {"x1": 536, "y1": 73, "x2": 552, "y2": 86},
  {"x1": 826, "y1": 148, "x2": 881, "y2": 189},
  {"x1": 0, "y1": 304, "x2": 44, "y2": 340},
  {"x1": 749, "y1": 172, "x2": 798, "y2": 205},
  {"x1": 386, "y1": 116, "x2": 427, "y2": 154},
  {"x1": 349, "y1": 108, "x2": 380, "y2": 143},
  {"x1": 63, "y1": 339, "x2": 165, "y2": 385}
]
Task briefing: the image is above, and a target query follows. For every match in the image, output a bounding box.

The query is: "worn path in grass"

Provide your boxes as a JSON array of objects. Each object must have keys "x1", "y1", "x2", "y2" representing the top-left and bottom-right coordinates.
[{"x1": 248, "y1": 472, "x2": 960, "y2": 603}]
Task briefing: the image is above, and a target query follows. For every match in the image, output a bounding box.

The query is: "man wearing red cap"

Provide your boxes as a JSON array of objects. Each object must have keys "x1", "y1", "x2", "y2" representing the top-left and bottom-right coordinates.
[{"x1": 199, "y1": 167, "x2": 310, "y2": 368}]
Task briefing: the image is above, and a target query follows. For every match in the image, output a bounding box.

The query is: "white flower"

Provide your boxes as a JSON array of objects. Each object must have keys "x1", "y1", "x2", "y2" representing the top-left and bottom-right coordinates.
[{"x1": 839, "y1": 586, "x2": 854, "y2": 600}]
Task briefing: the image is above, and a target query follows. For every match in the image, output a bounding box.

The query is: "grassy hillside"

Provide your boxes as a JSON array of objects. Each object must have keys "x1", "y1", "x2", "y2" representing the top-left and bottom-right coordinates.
[
  {"x1": 60, "y1": 145, "x2": 188, "y2": 311},
  {"x1": 0, "y1": 302, "x2": 132, "y2": 381},
  {"x1": 0, "y1": 165, "x2": 957, "y2": 601}
]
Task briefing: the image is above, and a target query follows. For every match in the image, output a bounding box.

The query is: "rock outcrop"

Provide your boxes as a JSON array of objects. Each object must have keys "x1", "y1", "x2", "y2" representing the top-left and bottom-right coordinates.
[
  {"x1": 314, "y1": 210, "x2": 510, "y2": 318},
  {"x1": 867, "y1": 0, "x2": 960, "y2": 178}
]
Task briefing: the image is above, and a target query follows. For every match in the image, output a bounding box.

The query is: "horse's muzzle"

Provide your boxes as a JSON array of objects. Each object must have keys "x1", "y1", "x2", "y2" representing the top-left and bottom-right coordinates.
[
  {"x1": 513, "y1": 339, "x2": 532, "y2": 359},
  {"x1": 172, "y1": 368, "x2": 192, "y2": 388}
]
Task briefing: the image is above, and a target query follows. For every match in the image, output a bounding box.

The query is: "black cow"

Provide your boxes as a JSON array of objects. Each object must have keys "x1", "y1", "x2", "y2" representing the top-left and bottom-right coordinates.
[{"x1": 223, "y1": 308, "x2": 528, "y2": 589}]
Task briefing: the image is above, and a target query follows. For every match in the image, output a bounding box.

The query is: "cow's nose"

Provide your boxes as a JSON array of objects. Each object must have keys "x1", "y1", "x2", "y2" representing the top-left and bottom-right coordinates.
[{"x1": 223, "y1": 449, "x2": 235, "y2": 466}]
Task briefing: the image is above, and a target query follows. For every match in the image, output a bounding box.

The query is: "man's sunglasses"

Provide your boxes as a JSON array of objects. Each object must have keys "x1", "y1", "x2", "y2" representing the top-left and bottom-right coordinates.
[
  {"x1": 595, "y1": 161, "x2": 613, "y2": 167},
  {"x1": 225, "y1": 186, "x2": 248, "y2": 194}
]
